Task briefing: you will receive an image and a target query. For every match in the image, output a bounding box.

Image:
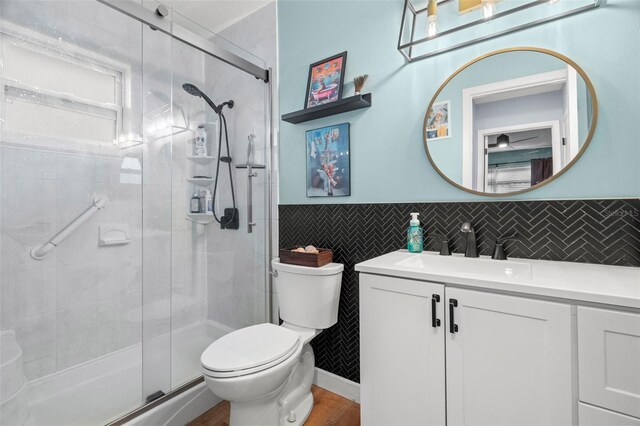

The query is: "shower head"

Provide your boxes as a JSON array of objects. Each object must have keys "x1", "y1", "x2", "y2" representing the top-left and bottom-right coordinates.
[
  {"x1": 182, "y1": 83, "x2": 234, "y2": 114},
  {"x1": 182, "y1": 83, "x2": 202, "y2": 97}
]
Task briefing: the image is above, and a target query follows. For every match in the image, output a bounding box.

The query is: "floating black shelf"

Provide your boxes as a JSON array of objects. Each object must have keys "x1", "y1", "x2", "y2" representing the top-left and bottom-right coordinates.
[{"x1": 281, "y1": 93, "x2": 372, "y2": 124}]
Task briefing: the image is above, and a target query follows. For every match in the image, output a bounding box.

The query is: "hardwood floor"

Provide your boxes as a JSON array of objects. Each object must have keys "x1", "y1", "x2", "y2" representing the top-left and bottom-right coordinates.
[{"x1": 188, "y1": 385, "x2": 360, "y2": 426}]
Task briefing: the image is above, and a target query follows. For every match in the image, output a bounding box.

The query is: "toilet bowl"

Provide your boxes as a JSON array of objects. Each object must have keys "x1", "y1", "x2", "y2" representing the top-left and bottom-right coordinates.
[{"x1": 201, "y1": 260, "x2": 343, "y2": 426}]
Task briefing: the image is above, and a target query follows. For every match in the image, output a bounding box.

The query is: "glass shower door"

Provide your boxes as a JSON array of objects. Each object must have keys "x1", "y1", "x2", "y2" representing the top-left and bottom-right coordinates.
[
  {"x1": 0, "y1": 0, "x2": 148, "y2": 423},
  {"x1": 0, "y1": 1, "x2": 272, "y2": 424},
  {"x1": 167, "y1": 11, "x2": 271, "y2": 391}
]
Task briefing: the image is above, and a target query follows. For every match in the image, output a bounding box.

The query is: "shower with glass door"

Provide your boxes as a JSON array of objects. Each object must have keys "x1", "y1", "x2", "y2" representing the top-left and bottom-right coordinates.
[{"x1": 0, "y1": 0, "x2": 273, "y2": 424}]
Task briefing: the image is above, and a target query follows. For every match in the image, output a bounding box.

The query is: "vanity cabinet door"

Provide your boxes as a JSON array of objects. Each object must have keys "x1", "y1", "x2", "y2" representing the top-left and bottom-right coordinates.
[
  {"x1": 579, "y1": 403, "x2": 640, "y2": 426},
  {"x1": 360, "y1": 274, "x2": 446, "y2": 426},
  {"x1": 578, "y1": 307, "x2": 640, "y2": 418},
  {"x1": 445, "y1": 288, "x2": 573, "y2": 426}
]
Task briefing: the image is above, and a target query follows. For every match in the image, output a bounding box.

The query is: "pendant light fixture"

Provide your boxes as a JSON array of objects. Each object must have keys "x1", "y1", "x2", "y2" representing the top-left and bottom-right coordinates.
[
  {"x1": 427, "y1": 0, "x2": 439, "y2": 37},
  {"x1": 481, "y1": 0, "x2": 496, "y2": 19}
]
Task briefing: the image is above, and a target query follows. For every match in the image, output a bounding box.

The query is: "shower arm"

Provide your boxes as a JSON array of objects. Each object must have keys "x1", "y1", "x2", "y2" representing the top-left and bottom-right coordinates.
[{"x1": 30, "y1": 195, "x2": 109, "y2": 260}]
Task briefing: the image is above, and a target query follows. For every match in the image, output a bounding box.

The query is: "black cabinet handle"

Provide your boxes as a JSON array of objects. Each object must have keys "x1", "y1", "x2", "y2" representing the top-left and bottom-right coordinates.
[
  {"x1": 431, "y1": 294, "x2": 441, "y2": 328},
  {"x1": 449, "y1": 299, "x2": 459, "y2": 334}
]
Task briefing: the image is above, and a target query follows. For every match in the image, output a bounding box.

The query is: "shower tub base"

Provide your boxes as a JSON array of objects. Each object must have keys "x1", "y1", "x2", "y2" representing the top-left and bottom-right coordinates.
[{"x1": 26, "y1": 320, "x2": 230, "y2": 426}]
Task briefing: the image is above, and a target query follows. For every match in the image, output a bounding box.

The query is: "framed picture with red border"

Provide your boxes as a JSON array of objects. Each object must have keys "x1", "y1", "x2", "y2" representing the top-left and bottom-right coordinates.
[{"x1": 304, "y1": 51, "x2": 347, "y2": 109}]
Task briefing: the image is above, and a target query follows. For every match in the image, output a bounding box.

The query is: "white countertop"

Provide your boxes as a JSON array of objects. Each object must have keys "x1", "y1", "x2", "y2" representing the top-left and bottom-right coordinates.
[{"x1": 355, "y1": 251, "x2": 640, "y2": 309}]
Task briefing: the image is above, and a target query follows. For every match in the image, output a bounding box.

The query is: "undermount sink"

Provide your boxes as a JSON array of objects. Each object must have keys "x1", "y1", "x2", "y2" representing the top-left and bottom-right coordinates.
[{"x1": 394, "y1": 252, "x2": 533, "y2": 281}]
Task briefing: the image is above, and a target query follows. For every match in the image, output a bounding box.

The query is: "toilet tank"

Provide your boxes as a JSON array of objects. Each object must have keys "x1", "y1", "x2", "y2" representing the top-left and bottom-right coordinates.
[{"x1": 272, "y1": 259, "x2": 344, "y2": 329}]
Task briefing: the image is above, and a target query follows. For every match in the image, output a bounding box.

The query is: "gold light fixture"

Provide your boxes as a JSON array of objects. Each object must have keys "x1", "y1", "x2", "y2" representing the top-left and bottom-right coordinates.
[
  {"x1": 481, "y1": 0, "x2": 496, "y2": 19},
  {"x1": 427, "y1": 0, "x2": 439, "y2": 37},
  {"x1": 398, "y1": 0, "x2": 602, "y2": 61}
]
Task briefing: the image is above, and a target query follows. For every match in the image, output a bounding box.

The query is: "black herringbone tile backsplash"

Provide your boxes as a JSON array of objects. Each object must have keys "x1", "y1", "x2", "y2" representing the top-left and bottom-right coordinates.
[{"x1": 279, "y1": 199, "x2": 640, "y2": 383}]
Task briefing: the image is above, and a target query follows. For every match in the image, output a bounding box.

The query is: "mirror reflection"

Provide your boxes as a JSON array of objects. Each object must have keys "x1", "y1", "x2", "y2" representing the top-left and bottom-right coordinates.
[{"x1": 424, "y1": 49, "x2": 597, "y2": 195}]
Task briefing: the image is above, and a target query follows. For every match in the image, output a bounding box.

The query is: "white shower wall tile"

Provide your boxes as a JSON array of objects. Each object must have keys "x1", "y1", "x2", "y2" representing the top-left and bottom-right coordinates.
[
  {"x1": 55, "y1": 303, "x2": 97, "y2": 353},
  {"x1": 56, "y1": 343, "x2": 100, "y2": 372},
  {"x1": 55, "y1": 153, "x2": 97, "y2": 182},
  {"x1": 140, "y1": 299, "x2": 169, "y2": 343},
  {"x1": 203, "y1": 2, "x2": 276, "y2": 330},
  {"x1": 1, "y1": 267, "x2": 57, "y2": 324},
  {"x1": 55, "y1": 264, "x2": 99, "y2": 310},
  {"x1": 228, "y1": 284, "x2": 264, "y2": 330},
  {"x1": 1, "y1": 177, "x2": 57, "y2": 226},
  {"x1": 1, "y1": 222, "x2": 58, "y2": 272},
  {"x1": 4, "y1": 312, "x2": 56, "y2": 363},
  {"x1": 207, "y1": 275, "x2": 232, "y2": 326},
  {"x1": 96, "y1": 292, "x2": 142, "y2": 338},
  {"x1": 0, "y1": 145, "x2": 150, "y2": 379},
  {"x1": 1, "y1": 147, "x2": 57, "y2": 180},
  {"x1": 96, "y1": 264, "x2": 138, "y2": 301},
  {"x1": 23, "y1": 355, "x2": 56, "y2": 381}
]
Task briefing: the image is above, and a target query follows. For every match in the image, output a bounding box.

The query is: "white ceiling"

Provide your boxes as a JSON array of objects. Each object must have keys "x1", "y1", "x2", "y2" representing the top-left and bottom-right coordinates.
[{"x1": 163, "y1": 0, "x2": 273, "y2": 34}]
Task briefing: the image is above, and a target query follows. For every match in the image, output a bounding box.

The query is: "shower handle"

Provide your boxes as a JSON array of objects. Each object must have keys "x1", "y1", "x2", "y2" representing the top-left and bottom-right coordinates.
[{"x1": 247, "y1": 165, "x2": 257, "y2": 233}]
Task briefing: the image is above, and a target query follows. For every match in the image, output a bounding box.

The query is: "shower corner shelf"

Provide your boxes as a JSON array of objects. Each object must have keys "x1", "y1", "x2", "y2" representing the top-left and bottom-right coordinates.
[
  {"x1": 187, "y1": 155, "x2": 216, "y2": 160},
  {"x1": 281, "y1": 93, "x2": 372, "y2": 124},
  {"x1": 185, "y1": 122, "x2": 218, "y2": 225},
  {"x1": 187, "y1": 178, "x2": 214, "y2": 184},
  {"x1": 187, "y1": 213, "x2": 216, "y2": 224}
]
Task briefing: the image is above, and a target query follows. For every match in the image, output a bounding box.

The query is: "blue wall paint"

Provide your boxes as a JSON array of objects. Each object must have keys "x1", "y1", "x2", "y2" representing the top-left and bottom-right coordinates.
[{"x1": 278, "y1": 0, "x2": 640, "y2": 204}]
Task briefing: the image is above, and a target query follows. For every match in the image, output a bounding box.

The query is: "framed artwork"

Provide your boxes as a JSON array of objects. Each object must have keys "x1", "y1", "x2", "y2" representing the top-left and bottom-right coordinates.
[
  {"x1": 304, "y1": 51, "x2": 347, "y2": 108},
  {"x1": 306, "y1": 123, "x2": 350, "y2": 197},
  {"x1": 426, "y1": 100, "x2": 451, "y2": 141}
]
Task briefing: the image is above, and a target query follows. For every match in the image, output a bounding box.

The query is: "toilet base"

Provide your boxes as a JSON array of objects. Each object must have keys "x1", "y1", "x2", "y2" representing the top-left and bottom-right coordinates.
[
  {"x1": 280, "y1": 391, "x2": 313, "y2": 426},
  {"x1": 223, "y1": 343, "x2": 316, "y2": 426}
]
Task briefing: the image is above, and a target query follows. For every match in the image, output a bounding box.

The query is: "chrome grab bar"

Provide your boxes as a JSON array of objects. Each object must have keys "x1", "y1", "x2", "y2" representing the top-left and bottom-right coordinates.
[
  {"x1": 30, "y1": 195, "x2": 109, "y2": 260},
  {"x1": 236, "y1": 162, "x2": 265, "y2": 234},
  {"x1": 247, "y1": 165, "x2": 257, "y2": 233}
]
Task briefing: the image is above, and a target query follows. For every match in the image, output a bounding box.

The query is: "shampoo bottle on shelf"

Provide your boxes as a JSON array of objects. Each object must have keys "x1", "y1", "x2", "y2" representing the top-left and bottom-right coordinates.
[
  {"x1": 407, "y1": 212, "x2": 424, "y2": 253},
  {"x1": 199, "y1": 190, "x2": 207, "y2": 213},
  {"x1": 194, "y1": 125, "x2": 208, "y2": 157},
  {"x1": 205, "y1": 189, "x2": 213, "y2": 214},
  {"x1": 190, "y1": 192, "x2": 200, "y2": 213}
]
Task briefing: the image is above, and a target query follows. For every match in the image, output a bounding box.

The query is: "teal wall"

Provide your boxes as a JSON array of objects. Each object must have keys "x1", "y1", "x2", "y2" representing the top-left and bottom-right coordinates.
[{"x1": 278, "y1": 0, "x2": 640, "y2": 204}]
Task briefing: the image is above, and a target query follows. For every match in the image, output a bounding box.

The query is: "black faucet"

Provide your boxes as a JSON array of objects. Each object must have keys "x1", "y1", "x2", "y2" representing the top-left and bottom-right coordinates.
[
  {"x1": 461, "y1": 222, "x2": 478, "y2": 258},
  {"x1": 491, "y1": 234, "x2": 519, "y2": 260},
  {"x1": 430, "y1": 234, "x2": 451, "y2": 256}
]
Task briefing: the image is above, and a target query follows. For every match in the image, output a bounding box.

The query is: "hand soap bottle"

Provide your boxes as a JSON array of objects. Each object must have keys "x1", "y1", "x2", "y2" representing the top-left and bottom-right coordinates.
[{"x1": 407, "y1": 212, "x2": 424, "y2": 253}]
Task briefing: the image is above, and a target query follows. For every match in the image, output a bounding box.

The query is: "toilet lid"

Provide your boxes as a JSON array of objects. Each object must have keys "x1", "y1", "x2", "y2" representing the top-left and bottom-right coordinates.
[{"x1": 201, "y1": 323, "x2": 300, "y2": 374}]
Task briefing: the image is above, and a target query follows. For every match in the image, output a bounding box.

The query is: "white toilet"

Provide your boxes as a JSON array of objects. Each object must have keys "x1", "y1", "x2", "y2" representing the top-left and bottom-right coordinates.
[{"x1": 201, "y1": 259, "x2": 344, "y2": 426}]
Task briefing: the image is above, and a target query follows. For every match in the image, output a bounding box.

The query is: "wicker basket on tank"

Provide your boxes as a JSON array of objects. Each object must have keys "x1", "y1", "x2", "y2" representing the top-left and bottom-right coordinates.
[{"x1": 279, "y1": 248, "x2": 333, "y2": 268}]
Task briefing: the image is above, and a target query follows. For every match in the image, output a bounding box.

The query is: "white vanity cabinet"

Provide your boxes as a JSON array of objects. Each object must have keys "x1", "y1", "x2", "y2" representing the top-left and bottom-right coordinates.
[
  {"x1": 360, "y1": 274, "x2": 446, "y2": 426},
  {"x1": 356, "y1": 251, "x2": 640, "y2": 426},
  {"x1": 577, "y1": 307, "x2": 640, "y2": 421},
  {"x1": 360, "y1": 275, "x2": 573, "y2": 426},
  {"x1": 445, "y1": 287, "x2": 573, "y2": 426}
]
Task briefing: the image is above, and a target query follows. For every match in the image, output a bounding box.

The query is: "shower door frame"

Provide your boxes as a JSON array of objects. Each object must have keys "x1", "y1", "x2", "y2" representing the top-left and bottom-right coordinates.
[
  {"x1": 97, "y1": 1, "x2": 275, "y2": 423},
  {"x1": 95, "y1": 0, "x2": 269, "y2": 83}
]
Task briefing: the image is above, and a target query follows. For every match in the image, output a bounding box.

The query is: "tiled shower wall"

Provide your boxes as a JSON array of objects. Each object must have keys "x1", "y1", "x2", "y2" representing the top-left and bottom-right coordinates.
[
  {"x1": 204, "y1": 2, "x2": 278, "y2": 330},
  {"x1": 279, "y1": 199, "x2": 640, "y2": 383},
  {"x1": 0, "y1": 145, "x2": 144, "y2": 380}
]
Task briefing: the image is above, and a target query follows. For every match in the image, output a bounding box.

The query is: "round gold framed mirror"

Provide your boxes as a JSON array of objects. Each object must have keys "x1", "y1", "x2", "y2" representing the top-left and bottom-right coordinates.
[{"x1": 423, "y1": 47, "x2": 598, "y2": 196}]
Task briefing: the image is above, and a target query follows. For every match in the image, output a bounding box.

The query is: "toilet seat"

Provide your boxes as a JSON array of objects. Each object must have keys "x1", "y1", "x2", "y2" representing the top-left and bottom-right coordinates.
[{"x1": 201, "y1": 323, "x2": 301, "y2": 379}]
